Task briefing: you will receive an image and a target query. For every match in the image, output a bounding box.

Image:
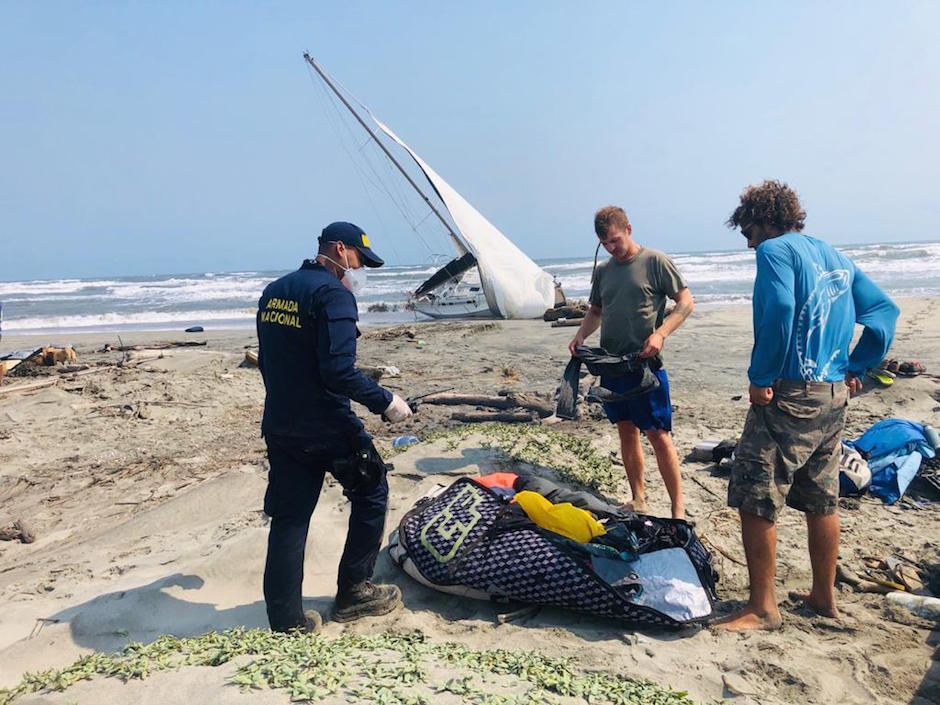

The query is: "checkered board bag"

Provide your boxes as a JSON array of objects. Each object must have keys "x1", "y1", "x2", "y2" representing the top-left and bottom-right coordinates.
[{"x1": 393, "y1": 478, "x2": 718, "y2": 628}]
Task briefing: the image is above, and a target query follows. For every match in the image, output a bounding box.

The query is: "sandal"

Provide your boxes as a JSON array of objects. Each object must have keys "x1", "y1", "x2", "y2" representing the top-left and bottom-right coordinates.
[
  {"x1": 898, "y1": 360, "x2": 926, "y2": 377},
  {"x1": 866, "y1": 369, "x2": 894, "y2": 387},
  {"x1": 879, "y1": 358, "x2": 900, "y2": 374}
]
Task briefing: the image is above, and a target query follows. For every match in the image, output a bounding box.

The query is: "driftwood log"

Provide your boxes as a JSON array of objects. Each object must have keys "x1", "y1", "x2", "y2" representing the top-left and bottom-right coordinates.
[
  {"x1": 104, "y1": 341, "x2": 207, "y2": 352},
  {"x1": 419, "y1": 392, "x2": 554, "y2": 418},
  {"x1": 0, "y1": 378, "x2": 59, "y2": 398},
  {"x1": 550, "y1": 319, "x2": 582, "y2": 328},
  {"x1": 543, "y1": 305, "x2": 587, "y2": 322},
  {"x1": 451, "y1": 411, "x2": 537, "y2": 423},
  {"x1": 0, "y1": 365, "x2": 122, "y2": 398}
]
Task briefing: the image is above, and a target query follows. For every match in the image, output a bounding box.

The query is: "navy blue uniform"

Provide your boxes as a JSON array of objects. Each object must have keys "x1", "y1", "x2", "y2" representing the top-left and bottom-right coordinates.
[{"x1": 256, "y1": 260, "x2": 392, "y2": 631}]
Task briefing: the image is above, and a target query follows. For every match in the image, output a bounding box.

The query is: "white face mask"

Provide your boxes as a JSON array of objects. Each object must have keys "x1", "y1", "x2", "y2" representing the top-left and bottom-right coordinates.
[
  {"x1": 321, "y1": 250, "x2": 367, "y2": 296},
  {"x1": 343, "y1": 265, "x2": 368, "y2": 296}
]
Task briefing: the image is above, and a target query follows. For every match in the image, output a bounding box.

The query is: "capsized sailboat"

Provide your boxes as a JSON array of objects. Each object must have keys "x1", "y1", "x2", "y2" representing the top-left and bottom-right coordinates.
[{"x1": 305, "y1": 54, "x2": 565, "y2": 319}]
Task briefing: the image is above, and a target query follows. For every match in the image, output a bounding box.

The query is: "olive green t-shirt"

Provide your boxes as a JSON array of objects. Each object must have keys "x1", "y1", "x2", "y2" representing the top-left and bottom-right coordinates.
[{"x1": 588, "y1": 247, "x2": 687, "y2": 357}]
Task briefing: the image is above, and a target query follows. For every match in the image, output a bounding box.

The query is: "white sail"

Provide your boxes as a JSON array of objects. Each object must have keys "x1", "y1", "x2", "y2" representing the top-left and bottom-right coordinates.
[{"x1": 369, "y1": 116, "x2": 556, "y2": 319}]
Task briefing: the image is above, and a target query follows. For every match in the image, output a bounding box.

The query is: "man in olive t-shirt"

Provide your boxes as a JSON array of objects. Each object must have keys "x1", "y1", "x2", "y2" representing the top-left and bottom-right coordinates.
[{"x1": 569, "y1": 206, "x2": 694, "y2": 519}]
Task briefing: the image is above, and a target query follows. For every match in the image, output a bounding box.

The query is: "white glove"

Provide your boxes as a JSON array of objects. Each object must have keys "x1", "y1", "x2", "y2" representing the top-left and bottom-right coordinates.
[{"x1": 384, "y1": 394, "x2": 413, "y2": 423}]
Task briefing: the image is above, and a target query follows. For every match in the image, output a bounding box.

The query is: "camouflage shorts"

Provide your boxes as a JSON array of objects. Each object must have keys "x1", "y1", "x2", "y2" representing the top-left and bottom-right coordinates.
[{"x1": 728, "y1": 379, "x2": 848, "y2": 522}]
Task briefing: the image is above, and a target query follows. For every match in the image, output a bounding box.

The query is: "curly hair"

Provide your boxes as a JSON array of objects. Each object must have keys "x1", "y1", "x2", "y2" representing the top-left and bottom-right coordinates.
[
  {"x1": 594, "y1": 206, "x2": 630, "y2": 238},
  {"x1": 726, "y1": 180, "x2": 806, "y2": 232}
]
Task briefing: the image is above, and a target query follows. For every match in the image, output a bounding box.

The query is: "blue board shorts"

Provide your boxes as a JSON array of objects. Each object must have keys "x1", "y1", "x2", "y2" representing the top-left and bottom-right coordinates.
[{"x1": 600, "y1": 367, "x2": 672, "y2": 431}]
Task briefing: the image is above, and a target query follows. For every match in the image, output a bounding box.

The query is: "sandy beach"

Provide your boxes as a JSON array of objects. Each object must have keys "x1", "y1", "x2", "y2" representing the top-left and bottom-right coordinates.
[{"x1": 0, "y1": 301, "x2": 937, "y2": 704}]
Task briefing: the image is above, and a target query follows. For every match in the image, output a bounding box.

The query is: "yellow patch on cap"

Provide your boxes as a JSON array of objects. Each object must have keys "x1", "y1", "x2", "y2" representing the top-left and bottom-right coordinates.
[{"x1": 361, "y1": 234, "x2": 370, "y2": 247}]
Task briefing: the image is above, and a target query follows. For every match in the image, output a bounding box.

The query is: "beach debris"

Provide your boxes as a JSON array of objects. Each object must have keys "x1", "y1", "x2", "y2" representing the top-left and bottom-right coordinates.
[
  {"x1": 835, "y1": 563, "x2": 905, "y2": 593},
  {"x1": 885, "y1": 591, "x2": 940, "y2": 621},
  {"x1": 496, "y1": 605, "x2": 540, "y2": 625},
  {"x1": 392, "y1": 435, "x2": 420, "y2": 448},
  {"x1": 452, "y1": 411, "x2": 538, "y2": 424},
  {"x1": 108, "y1": 341, "x2": 207, "y2": 351},
  {"x1": 835, "y1": 563, "x2": 863, "y2": 589},
  {"x1": 361, "y1": 364, "x2": 400, "y2": 381},
  {"x1": 699, "y1": 533, "x2": 746, "y2": 566},
  {"x1": 0, "y1": 348, "x2": 44, "y2": 375},
  {"x1": 550, "y1": 318, "x2": 582, "y2": 327},
  {"x1": 55, "y1": 364, "x2": 90, "y2": 374},
  {"x1": 543, "y1": 304, "x2": 587, "y2": 322},
  {"x1": 689, "y1": 438, "x2": 737, "y2": 463},
  {"x1": 244, "y1": 350, "x2": 259, "y2": 366},
  {"x1": 0, "y1": 628, "x2": 696, "y2": 705},
  {"x1": 363, "y1": 325, "x2": 417, "y2": 341},
  {"x1": 24, "y1": 347, "x2": 77, "y2": 366},
  {"x1": 28, "y1": 618, "x2": 60, "y2": 639},
  {"x1": 419, "y1": 391, "x2": 554, "y2": 418},
  {"x1": 884, "y1": 556, "x2": 926, "y2": 592},
  {"x1": 0, "y1": 377, "x2": 60, "y2": 398},
  {"x1": 185, "y1": 325, "x2": 204, "y2": 333},
  {"x1": 0, "y1": 519, "x2": 36, "y2": 544}
]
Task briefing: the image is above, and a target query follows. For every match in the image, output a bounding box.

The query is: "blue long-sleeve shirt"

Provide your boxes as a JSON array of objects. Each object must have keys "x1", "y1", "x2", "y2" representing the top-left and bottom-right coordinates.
[
  {"x1": 257, "y1": 261, "x2": 392, "y2": 444},
  {"x1": 748, "y1": 232, "x2": 899, "y2": 387}
]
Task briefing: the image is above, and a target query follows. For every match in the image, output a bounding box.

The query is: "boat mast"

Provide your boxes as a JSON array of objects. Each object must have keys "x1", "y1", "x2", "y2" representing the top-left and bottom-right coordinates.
[{"x1": 304, "y1": 53, "x2": 467, "y2": 255}]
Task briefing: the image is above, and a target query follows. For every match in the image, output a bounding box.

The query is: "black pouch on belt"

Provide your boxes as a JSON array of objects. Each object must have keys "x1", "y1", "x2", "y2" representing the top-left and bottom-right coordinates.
[{"x1": 331, "y1": 441, "x2": 389, "y2": 493}]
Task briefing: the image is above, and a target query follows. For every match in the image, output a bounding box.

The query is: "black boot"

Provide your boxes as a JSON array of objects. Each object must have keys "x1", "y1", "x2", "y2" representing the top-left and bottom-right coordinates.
[
  {"x1": 271, "y1": 609, "x2": 322, "y2": 634},
  {"x1": 333, "y1": 581, "x2": 401, "y2": 622},
  {"x1": 301, "y1": 609, "x2": 323, "y2": 633}
]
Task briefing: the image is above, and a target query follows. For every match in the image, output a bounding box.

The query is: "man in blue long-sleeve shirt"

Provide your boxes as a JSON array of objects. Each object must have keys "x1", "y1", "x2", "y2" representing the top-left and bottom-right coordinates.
[
  {"x1": 715, "y1": 181, "x2": 898, "y2": 631},
  {"x1": 257, "y1": 221, "x2": 413, "y2": 632}
]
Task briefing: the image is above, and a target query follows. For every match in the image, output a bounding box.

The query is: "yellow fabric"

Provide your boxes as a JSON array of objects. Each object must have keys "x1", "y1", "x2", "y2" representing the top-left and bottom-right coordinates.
[{"x1": 514, "y1": 491, "x2": 607, "y2": 543}]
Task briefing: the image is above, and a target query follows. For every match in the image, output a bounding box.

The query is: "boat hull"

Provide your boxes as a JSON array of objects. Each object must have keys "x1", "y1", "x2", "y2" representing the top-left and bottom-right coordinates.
[{"x1": 412, "y1": 294, "x2": 496, "y2": 319}]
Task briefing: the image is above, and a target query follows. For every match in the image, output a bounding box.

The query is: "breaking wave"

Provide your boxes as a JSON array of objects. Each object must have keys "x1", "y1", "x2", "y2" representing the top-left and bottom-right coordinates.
[{"x1": 1, "y1": 241, "x2": 937, "y2": 334}]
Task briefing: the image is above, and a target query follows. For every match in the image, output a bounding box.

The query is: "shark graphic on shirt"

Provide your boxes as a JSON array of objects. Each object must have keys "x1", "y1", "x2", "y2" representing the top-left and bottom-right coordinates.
[{"x1": 795, "y1": 265, "x2": 851, "y2": 380}]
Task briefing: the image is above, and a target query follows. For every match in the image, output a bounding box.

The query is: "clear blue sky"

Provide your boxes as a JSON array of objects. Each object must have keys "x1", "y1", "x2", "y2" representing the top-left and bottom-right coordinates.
[{"x1": 2, "y1": 1, "x2": 937, "y2": 280}]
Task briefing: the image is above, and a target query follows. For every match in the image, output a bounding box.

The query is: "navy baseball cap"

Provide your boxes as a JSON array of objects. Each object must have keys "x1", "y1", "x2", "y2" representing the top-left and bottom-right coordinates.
[{"x1": 319, "y1": 221, "x2": 384, "y2": 268}]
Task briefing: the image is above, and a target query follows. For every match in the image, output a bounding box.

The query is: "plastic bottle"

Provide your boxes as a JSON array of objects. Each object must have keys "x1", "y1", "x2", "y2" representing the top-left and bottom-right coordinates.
[{"x1": 392, "y1": 435, "x2": 420, "y2": 448}]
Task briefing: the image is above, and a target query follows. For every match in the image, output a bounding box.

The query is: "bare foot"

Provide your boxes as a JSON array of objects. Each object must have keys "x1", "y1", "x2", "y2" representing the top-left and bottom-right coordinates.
[
  {"x1": 711, "y1": 605, "x2": 782, "y2": 632},
  {"x1": 621, "y1": 499, "x2": 648, "y2": 514},
  {"x1": 788, "y1": 590, "x2": 839, "y2": 618}
]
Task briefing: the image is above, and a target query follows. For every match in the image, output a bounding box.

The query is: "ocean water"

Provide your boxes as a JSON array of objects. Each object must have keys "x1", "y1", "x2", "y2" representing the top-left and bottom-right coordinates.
[{"x1": 1, "y1": 242, "x2": 938, "y2": 335}]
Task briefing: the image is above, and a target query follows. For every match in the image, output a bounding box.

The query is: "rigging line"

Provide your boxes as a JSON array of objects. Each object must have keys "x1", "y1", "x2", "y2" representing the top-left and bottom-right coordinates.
[
  {"x1": 320, "y1": 62, "x2": 453, "y2": 231},
  {"x1": 311, "y1": 69, "x2": 438, "y2": 260},
  {"x1": 382, "y1": 148, "x2": 426, "y2": 226},
  {"x1": 414, "y1": 210, "x2": 434, "y2": 227},
  {"x1": 313, "y1": 69, "x2": 413, "y2": 214},
  {"x1": 308, "y1": 61, "x2": 460, "y2": 268},
  {"x1": 308, "y1": 68, "x2": 408, "y2": 263},
  {"x1": 317, "y1": 77, "x2": 444, "y2": 259},
  {"x1": 317, "y1": 77, "x2": 413, "y2": 226},
  {"x1": 311, "y1": 72, "x2": 384, "y2": 207},
  {"x1": 323, "y1": 84, "x2": 421, "y2": 228},
  {"x1": 317, "y1": 75, "x2": 396, "y2": 202}
]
